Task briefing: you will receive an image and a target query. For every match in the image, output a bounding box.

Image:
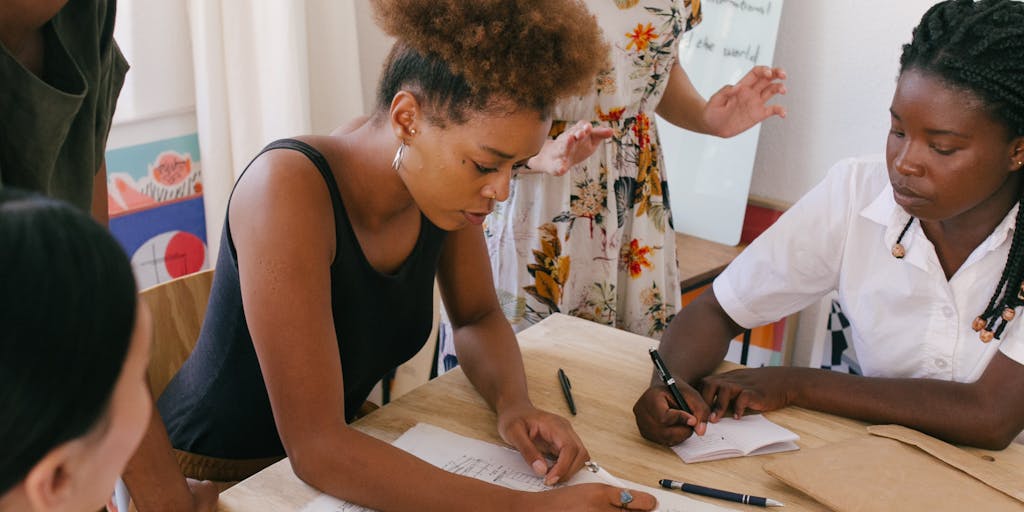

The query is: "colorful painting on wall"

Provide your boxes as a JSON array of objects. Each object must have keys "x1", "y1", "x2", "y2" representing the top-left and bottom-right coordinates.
[{"x1": 105, "y1": 133, "x2": 208, "y2": 290}]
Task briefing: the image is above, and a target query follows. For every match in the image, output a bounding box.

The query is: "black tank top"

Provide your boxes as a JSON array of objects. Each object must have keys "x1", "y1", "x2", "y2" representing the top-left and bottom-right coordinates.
[{"x1": 158, "y1": 139, "x2": 446, "y2": 458}]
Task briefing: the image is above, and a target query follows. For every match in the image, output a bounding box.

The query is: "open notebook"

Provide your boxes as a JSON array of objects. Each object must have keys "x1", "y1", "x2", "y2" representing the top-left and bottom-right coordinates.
[
  {"x1": 672, "y1": 414, "x2": 799, "y2": 463},
  {"x1": 301, "y1": 423, "x2": 736, "y2": 512}
]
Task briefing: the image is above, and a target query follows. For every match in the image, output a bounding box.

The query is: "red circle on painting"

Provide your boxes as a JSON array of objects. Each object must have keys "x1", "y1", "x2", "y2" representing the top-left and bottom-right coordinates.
[{"x1": 164, "y1": 232, "x2": 206, "y2": 278}]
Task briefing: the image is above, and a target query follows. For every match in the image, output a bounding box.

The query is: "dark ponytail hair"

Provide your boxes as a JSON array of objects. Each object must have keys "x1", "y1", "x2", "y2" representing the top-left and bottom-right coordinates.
[
  {"x1": 899, "y1": 0, "x2": 1024, "y2": 340},
  {"x1": 0, "y1": 188, "x2": 138, "y2": 494}
]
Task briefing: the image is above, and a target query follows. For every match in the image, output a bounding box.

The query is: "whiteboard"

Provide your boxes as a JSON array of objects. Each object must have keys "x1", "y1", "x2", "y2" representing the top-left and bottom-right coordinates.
[{"x1": 657, "y1": 0, "x2": 784, "y2": 245}]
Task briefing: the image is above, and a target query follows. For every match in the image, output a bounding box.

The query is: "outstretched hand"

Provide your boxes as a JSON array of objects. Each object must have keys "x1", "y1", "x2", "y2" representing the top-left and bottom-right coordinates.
[
  {"x1": 703, "y1": 66, "x2": 787, "y2": 138},
  {"x1": 525, "y1": 120, "x2": 614, "y2": 176}
]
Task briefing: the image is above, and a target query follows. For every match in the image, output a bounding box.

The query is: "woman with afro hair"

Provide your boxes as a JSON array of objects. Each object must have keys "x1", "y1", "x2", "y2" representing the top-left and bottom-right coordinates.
[{"x1": 158, "y1": 1, "x2": 659, "y2": 510}]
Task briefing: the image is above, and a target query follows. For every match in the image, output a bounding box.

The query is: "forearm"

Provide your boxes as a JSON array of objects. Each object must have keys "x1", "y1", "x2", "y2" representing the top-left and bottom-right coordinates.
[
  {"x1": 290, "y1": 427, "x2": 523, "y2": 512},
  {"x1": 657, "y1": 291, "x2": 744, "y2": 387},
  {"x1": 788, "y1": 369, "x2": 1014, "y2": 449},
  {"x1": 452, "y1": 309, "x2": 532, "y2": 412},
  {"x1": 654, "y1": 63, "x2": 712, "y2": 134},
  {"x1": 122, "y1": 399, "x2": 198, "y2": 511}
]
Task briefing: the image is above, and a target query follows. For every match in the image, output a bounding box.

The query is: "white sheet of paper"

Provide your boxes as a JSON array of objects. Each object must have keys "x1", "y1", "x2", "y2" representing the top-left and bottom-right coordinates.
[
  {"x1": 301, "y1": 423, "x2": 736, "y2": 511},
  {"x1": 672, "y1": 414, "x2": 799, "y2": 463}
]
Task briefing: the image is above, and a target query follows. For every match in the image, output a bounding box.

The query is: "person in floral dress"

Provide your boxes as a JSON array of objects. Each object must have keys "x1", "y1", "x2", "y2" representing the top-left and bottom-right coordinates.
[{"x1": 479, "y1": 0, "x2": 787, "y2": 340}]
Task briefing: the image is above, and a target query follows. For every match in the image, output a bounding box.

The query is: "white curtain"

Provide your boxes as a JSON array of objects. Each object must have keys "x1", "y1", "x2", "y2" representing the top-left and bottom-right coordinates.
[{"x1": 187, "y1": 0, "x2": 367, "y2": 257}]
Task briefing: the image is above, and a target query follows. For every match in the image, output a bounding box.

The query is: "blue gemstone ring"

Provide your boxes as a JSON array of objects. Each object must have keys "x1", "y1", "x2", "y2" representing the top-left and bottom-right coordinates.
[{"x1": 620, "y1": 489, "x2": 634, "y2": 506}]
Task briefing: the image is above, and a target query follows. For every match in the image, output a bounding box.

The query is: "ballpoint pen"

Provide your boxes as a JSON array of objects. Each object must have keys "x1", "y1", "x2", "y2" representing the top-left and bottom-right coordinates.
[
  {"x1": 659, "y1": 479, "x2": 784, "y2": 507},
  {"x1": 648, "y1": 348, "x2": 692, "y2": 414},
  {"x1": 557, "y1": 368, "x2": 577, "y2": 415}
]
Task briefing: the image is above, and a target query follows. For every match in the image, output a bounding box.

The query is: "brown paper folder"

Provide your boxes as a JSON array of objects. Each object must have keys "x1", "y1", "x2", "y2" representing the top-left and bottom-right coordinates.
[{"x1": 762, "y1": 425, "x2": 1024, "y2": 511}]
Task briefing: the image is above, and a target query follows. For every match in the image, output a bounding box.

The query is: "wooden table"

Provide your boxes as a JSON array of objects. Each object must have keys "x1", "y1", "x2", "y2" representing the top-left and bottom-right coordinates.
[
  {"x1": 676, "y1": 232, "x2": 744, "y2": 293},
  {"x1": 217, "y1": 313, "x2": 1013, "y2": 511}
]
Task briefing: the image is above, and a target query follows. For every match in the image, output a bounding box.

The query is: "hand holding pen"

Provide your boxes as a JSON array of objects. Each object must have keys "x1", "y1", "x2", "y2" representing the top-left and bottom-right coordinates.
[
  {"x1": 633, "y1": 349, "x2": 710, "y2": 445},
  {"x1": 648, "y1": 348, "x2": 691, "y2": 414}
]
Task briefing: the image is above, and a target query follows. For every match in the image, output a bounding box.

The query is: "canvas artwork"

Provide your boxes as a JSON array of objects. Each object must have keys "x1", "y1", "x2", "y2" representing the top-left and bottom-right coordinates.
[{"x1": 106, "y1": 133, "x2": 208, "y2": 290}]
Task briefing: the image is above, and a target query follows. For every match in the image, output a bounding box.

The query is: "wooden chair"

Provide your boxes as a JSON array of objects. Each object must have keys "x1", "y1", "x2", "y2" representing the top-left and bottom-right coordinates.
[
  {"x1": 139, "y1": 269, "x2": 214, "y2": 398},
  {"x1": 115, "y1": 270, "x2": 214, "y2": 511}
]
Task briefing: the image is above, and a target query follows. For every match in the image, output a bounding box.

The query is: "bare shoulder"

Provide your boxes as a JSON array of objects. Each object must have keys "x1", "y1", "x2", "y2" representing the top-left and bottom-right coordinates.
[{"x1": 229, "y1": 143, "x2": 337, "y2": 260}]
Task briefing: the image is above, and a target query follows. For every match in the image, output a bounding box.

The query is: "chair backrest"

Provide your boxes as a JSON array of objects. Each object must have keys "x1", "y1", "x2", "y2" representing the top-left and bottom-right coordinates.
[{"x1": 139, "y1": 269, "x2": 214, "y2": 398}]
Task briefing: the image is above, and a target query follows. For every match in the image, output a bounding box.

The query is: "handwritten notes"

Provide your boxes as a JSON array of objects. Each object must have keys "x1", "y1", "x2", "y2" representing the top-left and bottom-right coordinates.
[{"x1": 301, "y1": 424, "x2": 736, "y2": 512}]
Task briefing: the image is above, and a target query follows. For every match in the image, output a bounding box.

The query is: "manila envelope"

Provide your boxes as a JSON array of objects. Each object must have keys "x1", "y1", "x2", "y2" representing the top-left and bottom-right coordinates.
[{"x1": 762, "y1": 424, "x2": 1024, "y2": 511}]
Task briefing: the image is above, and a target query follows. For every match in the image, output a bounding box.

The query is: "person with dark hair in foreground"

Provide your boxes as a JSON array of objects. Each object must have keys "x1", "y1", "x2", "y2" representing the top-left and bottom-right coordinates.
[
  {"x1": 158, "y1": 1, "x2": 657, "y2": 510},
  {"x1": 634, "y1": 0, "x2": 1024, "y2": 451},
  {"x1": 1, "y1": 2, "x2": 217, "y2": 509},
  {"x1": 0, "y1": 189, "x2": 150, "y2": 512}
]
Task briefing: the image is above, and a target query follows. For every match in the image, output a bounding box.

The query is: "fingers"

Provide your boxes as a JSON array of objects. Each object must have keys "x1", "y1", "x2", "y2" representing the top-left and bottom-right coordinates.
[
  {"x1": 729, "y1": 66, "x2": 787, "y2": 101},
  {"x1": 732, "y1": 389, "x2": 767, "y2": 419},
  {"x1": 504, "y1": 422, "x2": 551, "y2": 479},
  {"x1": 505, "y1": 416, "x2": 588, "y2": 485},
  {"x1": 760, "y1": 81, "x2": 786, "y2": 101},
  {"x1": 701, "y1": 376, "x2": 739, "y2": 422},
  {"x1": 680, "y1": 385, "x2": 711, "y2": 433},
  {"x1": 187, "y1": 478, "x2": 220, "y2": 512},
  {"x1": 543, "y1": 426, "x2": 588, "y2": 485},
  {"x1": 767, "y1": 104, "x2": 787, "y2": 119},
  {"x1": 735, "y1": 65, "x2": 774, "y2": 90},
  {"x1": 633, "y1": 388, "x2": 697, "y2": 445}
]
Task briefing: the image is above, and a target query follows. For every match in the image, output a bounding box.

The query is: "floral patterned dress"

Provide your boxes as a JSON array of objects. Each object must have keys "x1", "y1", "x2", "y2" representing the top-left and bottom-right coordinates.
[{"x1": 485, "y1": 0, "x2": 703, "y2": 338}]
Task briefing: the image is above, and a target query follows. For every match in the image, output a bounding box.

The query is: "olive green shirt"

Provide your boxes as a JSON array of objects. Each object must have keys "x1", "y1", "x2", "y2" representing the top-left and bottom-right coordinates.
[{"x1": 0, "y1": 0, "x2": 128, "y2": 212}]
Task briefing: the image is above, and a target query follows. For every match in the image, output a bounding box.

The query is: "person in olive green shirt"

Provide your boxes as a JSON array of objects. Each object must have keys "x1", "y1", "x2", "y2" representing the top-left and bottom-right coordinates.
[
  {"x1": 0, "y1": 1, "x2": 217, "y2": 510},
  {"x1": 0, "y1": 0, "x2": 124, "y2": 224}
]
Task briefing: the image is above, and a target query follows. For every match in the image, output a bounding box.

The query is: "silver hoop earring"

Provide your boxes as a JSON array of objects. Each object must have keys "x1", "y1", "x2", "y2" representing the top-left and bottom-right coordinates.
[{"x1": 391, "y1": 141, "x2": 407, "y2": 172}]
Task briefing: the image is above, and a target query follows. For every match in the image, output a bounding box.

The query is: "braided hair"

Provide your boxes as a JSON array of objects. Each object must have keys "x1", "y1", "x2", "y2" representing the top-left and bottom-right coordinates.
[{"x1": 900, "y1": 0, "x2": 1024, "y2": 341}]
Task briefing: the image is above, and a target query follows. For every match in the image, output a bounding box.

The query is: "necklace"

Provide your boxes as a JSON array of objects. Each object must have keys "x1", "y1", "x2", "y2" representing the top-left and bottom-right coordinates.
[{"x1": 891, "y1": 216, "x2": 915, "y2": 259}]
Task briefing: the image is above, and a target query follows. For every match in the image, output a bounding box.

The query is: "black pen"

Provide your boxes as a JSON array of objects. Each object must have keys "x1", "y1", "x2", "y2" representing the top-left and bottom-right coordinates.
[
  {"x1": 648, "y1": 348, "x2": 691, "y2": 414},
  {"x1": 659, "y1": 479, "x2": 784, "y2": 507},
  {"x1": 557, "y1": 368, "x2": 577, "y2": 415}
]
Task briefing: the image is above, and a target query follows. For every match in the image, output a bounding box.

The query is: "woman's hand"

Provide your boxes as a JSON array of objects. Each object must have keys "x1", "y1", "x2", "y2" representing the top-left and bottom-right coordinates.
[
  {"x1": 632, "y1": 382, "x2": 710, "y2": 446},
  {"x1": 700, "y1": 367, "x2": 797, "y2": 421},
  {"x1": 516, "y1": 484, "x2": 658, "y2": 511},
  {"x1": 702, "y1": 65, "x2": 787, "y2": 138},
  {"x1": 497, "y1": 403, "x2": 590, "y2": 485},
  {"x1": 522, "y1": 120, "x2": 613, "y2": 176},
  {"x1": 187, "y1": 478, "x2": 219, "y2": 512}
]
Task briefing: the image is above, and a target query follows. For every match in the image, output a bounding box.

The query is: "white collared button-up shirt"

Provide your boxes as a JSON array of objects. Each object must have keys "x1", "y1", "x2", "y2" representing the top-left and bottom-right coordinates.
[{"x1": 714, "y1": 155, "x2": 1023, "y2": 382}]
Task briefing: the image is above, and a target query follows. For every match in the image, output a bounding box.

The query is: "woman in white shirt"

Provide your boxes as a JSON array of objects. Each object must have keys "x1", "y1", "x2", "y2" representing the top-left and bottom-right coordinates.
[{"x1": 633, "y1": 0, "x2": 1024, "y2": 450}]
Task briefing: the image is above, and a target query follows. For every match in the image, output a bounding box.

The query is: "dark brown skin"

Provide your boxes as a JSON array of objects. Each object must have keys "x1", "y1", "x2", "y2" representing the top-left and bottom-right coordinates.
[
  {"x1": 634, "y1": 70, "x2": 1024, "y2": 451},
  {"x1": 222, "y1": 90, "x2": 657, "y2": 511}
]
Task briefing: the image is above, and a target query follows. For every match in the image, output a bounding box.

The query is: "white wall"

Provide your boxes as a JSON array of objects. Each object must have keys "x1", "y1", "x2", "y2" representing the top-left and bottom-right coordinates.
[
  {"x1": 353, "y1": 2, "x2": 395, "y2": 115},
  {"x1": 306, "y1": 0, "x2": 367, "y2": 134},
  {"x1": 111, "y1": 0, "x2": 195, "y2": 126},
  {"x1": 750, "y1": 0, "x2": 937, "y2": 206},
  {"x1": 108, "y1": 0, "x2": 197, "y2": 149}
]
